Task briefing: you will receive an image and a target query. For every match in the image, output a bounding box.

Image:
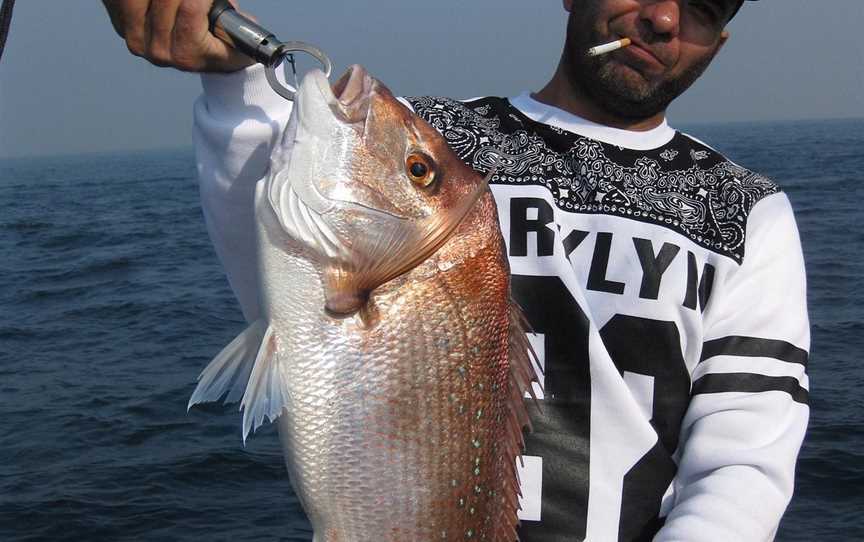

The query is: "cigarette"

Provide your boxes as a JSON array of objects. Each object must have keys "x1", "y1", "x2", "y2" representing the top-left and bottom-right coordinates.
[{"x1": 587, "y1": 38, "x2": 632, "y2": 57}]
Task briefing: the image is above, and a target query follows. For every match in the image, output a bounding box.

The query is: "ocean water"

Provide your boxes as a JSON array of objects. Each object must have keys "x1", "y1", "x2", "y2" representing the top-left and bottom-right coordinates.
[{"x1": 1, "y1": 118, "x2": 861, "y2": 541}]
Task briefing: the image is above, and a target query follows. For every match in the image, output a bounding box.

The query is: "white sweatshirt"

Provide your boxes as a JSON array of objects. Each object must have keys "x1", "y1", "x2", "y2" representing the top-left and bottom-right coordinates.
[{"x1": 193, "y1": 64, "x2": 809, "y2": 542}]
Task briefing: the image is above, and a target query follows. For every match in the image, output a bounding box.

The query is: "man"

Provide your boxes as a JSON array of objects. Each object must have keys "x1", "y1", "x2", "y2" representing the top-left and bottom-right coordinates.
[{"x1": 103, "y1": 0, "x2": 810, "y2": 540}]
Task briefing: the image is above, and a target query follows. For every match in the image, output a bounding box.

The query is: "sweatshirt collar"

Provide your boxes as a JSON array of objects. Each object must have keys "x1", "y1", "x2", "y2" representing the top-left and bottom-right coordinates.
[{"x1": 509, "y1": 92, "x2": 676, "y2": 151}]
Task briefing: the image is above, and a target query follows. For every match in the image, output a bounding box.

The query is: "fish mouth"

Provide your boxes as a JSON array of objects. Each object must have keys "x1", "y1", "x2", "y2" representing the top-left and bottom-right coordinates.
[
  {"x1": 307, "y1": 64, "x2": 375, "y2": 124},
  {"x1": 276, "y1": 65, "x2": 411, "y2": 237},
  {"x1": 292, "y1": 65, "x2": 413, "y2": 223}
]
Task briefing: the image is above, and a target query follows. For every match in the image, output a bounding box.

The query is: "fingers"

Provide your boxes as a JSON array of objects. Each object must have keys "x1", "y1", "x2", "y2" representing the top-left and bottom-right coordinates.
[
  {"x1": 102, "y1": 0, "x2": 126, "y2": 38},
  {"x1": 101, "y1": 0, "x2": 254, "y2": 73},
  {"x1": 148, "y1": 0, "x2": 183, "y2": 66},
  {"x1": 172, "y1": 0, "x2": 239, "y2": 71},
  {"x1": 102, "y1": 0, "x2": 152, "y2": 58}
]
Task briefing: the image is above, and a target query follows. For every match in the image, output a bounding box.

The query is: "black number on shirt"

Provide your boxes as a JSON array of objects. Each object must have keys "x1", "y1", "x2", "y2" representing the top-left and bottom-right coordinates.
[{"x1": 512, "y1": 275, "x2": 691, "y2": 542}]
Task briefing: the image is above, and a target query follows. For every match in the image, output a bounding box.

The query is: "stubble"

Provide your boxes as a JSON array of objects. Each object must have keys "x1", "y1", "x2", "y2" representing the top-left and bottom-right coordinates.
[{"x1": 561, "y1": 7, "x2": 721, "y2": 120}]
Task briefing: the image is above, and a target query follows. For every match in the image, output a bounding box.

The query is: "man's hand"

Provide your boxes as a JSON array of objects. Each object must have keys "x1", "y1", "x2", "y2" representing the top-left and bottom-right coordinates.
[{"x1": 102, "y1": 0, "x2": 254, "y2": 72}]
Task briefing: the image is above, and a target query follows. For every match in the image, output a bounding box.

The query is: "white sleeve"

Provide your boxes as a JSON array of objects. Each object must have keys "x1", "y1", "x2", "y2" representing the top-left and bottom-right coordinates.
[
  {"x1": 655, "y1": 192, "x2": 810, "y2": 541},
  {"x1": 193, "y1": 64, "x2": 294, "y2": 322}
]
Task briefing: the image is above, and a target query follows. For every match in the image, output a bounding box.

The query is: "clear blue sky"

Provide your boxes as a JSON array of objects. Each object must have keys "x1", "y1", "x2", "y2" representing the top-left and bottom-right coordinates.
[{"x1": 1, "y1": 1, "x2": 863, "y2": 158}]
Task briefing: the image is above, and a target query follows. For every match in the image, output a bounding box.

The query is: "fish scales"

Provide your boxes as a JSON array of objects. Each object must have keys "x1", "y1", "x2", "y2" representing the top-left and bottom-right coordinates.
[
  {"x1": 272, "y1": 194, "x2": 514, "y2": 540},
  {"x1": 190, "y1": 65, "x2": 536, "y2": 542}
]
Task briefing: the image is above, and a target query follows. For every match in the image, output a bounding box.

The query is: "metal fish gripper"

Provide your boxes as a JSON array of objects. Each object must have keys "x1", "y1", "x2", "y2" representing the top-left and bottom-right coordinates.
[{"x1": 208, "y1": 0, "x2": 332, "y2": 101}]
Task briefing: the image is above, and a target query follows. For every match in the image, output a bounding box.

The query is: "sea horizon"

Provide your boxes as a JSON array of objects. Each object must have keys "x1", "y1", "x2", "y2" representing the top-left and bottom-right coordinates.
[{"x1": 2, "y1": 115, "x2": 863, "y2": 163}]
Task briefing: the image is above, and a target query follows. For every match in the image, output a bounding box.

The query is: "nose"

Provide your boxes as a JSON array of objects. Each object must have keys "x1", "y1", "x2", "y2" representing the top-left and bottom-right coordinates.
[{"x1": 641, "y1": 0, "x2": 680, "y2": 37}]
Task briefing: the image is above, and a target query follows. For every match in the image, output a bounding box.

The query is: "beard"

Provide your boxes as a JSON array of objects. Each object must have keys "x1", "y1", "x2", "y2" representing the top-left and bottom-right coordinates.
[{"x1": 562, "y1": 8, "x2": 720, "y2": 120}]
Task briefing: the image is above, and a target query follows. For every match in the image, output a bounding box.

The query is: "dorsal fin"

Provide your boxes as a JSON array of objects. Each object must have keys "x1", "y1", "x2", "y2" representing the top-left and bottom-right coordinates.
[{"x1": 493, "y1": 299, "x2": 542, "y2": 541}]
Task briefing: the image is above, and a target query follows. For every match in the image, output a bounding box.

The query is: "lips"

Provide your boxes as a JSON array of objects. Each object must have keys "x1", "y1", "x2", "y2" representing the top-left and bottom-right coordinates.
[
  {"x1": 629, "y1": 41, "x2": 664, "y2": 64},
  {"x1": 614, "y1": 36, "x2": 674, "y2": 72}
]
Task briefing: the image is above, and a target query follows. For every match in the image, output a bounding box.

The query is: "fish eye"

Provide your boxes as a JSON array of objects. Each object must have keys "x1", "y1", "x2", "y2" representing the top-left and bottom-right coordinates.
[{"x1": 406, "y1": 152, "x2": 436, "y2": 188}]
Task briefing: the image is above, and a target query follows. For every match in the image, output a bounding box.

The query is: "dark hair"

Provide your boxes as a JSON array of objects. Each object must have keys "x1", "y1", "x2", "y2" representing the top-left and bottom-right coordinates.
[{"x1": 729, "y1": 0, "x2": 755, "y2": 21}]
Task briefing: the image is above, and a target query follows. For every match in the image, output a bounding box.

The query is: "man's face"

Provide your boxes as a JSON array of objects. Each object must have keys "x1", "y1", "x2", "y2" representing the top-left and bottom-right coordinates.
[{"x1": 561, "y1": 0, "x2": 737, "y2": 119}]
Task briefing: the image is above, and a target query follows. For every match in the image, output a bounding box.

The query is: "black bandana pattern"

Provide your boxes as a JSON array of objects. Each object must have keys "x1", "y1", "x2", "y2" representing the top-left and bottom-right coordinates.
[{"x1": 406, "y1": 96, "x2": 779, "y2": 264}]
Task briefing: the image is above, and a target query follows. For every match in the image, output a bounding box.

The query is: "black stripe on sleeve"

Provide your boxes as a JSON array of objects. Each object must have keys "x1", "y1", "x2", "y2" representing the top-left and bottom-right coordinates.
[
  {"x1": 700, "y1": 336, "x2": 808, "y2": 367},
  {"x1": 692, "y1": 373, "x2": 809, "y2": 405}
]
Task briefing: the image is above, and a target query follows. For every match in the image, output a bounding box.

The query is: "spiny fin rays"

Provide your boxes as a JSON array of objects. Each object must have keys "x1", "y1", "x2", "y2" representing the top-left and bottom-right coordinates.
[{"x1": 493, "y1": 299, "x2": 542, "y2": 542}]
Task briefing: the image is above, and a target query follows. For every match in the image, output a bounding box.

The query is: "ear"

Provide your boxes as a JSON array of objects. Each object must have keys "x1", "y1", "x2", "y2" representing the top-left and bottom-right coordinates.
[
  {"x1": 718, "y1": 29, "x2": 730, "y2": 49},
  {"x1": 563, "y1": 0, "x2": 574, "y2": 12}
]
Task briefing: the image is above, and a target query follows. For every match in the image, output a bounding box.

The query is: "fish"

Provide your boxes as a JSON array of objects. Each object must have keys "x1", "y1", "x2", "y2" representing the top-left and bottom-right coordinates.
[{"x1": 188, "y1": 65, "x2": 537, "y2": 542}]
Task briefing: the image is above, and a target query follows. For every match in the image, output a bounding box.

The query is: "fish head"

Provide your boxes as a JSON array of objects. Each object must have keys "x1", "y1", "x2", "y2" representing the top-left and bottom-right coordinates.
[{"x1": 266, "y1": 65, "x2": 491, "y2": 315}]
